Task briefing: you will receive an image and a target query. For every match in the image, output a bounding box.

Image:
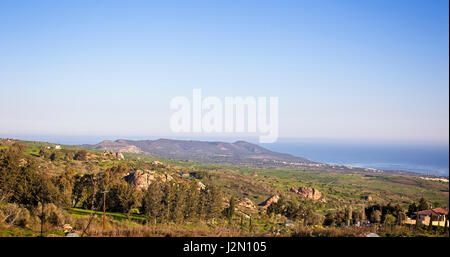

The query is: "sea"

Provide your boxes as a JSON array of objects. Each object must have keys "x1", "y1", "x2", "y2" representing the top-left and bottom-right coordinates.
[{"x1": 261, "y1": 139, "x2": 449, "y2": 177}]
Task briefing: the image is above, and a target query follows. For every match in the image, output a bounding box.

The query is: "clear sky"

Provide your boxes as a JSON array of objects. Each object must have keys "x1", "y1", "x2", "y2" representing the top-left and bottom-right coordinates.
[{"x1": 0, "y1": 0, "x2": 448, "y2": 144}]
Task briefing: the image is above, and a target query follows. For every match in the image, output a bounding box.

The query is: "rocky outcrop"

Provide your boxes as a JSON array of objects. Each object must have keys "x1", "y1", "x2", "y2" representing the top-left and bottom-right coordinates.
[
  {"x1": 152, "y1": 161, "x2": 164, "y2": 166},
  {"x1": 116, "y1": 152, "x2": 124, "y2": 160},
  {"x1": 91, "y1": 140, "x2": 143, "y2": 154},
  {"x1": 103, "y1": 150, "x2": 113, "y2": 157},
  {"x1": 259, "y1": 195, "x2": 280, "y2": 208},
  {"x1": 124, "y1": 170, "x2": 174, "y2": 191},
  {"x1": 0, "y1": 139, "x2": 13, "y2": 146},
  {"x1": 164, "y1": 173, "x2": 174, "y2": 182},
  {"x1": 124, "y1": 170, "x2": 157, "y2": 190},
  {"x1": 290, "y1": 186, "x2": 322, "y2": 201},
  {"x1": 238, "y1": 198, "x2": 257, "y2": 211},
  {"x1": 63, "y1": 224, "x2": 74, "y2": 233},
  {"x1": 18, "y1": 158, "x2": 28, "y2": 167},
  {"x1": 103, "y1": 151, "x2": 125, "y2": 160},
  {"x1": 197, "y1": 181, "x2": 206, "y2": 190}
]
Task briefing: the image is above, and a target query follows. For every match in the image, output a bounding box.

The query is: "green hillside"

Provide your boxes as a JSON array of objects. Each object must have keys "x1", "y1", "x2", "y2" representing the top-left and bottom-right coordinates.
[{"x1": 0, "y1": 138, "x2": 448, "y2": 237}]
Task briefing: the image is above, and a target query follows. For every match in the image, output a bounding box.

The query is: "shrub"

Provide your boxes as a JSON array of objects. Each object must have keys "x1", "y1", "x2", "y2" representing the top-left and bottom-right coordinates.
[
  {"x1": 74, "y1": 216, "x2": 91, "y2": 231},
  {"x1": 0, "y1": 203, "x2": 22, "y2": 225},
  {"x1": 43, "y1": 203, "x2": 72, "y2": 227},
  {"x1": 15, "y1": 208, "x2": 33, "y2": 228},
  {"x1": 74, "y1": 150, "x2": 88, "y2": 161}
]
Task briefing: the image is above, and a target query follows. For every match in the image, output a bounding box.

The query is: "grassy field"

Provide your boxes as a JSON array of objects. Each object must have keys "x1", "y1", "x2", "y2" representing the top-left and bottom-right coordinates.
[{"x1": 70, "y1": 208, "x2": 146, "y2": 222}]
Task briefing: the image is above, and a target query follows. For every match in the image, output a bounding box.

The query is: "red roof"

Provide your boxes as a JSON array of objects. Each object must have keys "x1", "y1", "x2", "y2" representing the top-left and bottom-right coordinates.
[
  {"x1": 432, "y1": 208, "x2": 449, "y2": 215},
  {"x1": 417, "y1": 208, "x2": 448, "y2": 216}
]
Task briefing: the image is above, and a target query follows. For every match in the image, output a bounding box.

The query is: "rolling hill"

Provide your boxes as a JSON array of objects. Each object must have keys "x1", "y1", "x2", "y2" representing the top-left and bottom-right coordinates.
[
  {"x1": 82, "y1": 138, "x2": 436, "y2": 177},
  {"x1": 82, "y1": 138, "x2": 313, "y2": 166}
]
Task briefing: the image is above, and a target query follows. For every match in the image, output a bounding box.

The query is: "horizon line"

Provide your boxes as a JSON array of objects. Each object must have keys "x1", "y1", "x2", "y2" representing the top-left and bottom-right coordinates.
[{"x1": 1, "y1": 134, "x2": 449, "y2": 146}]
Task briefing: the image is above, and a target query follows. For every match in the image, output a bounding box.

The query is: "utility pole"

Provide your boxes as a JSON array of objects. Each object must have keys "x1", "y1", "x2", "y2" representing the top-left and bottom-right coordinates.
[
  {"x1": 102, "y1": 190, "x2": 109, "y2": 231},
  {"x1": 40, "y1": 201, "x2": 44, "y2": 237}
]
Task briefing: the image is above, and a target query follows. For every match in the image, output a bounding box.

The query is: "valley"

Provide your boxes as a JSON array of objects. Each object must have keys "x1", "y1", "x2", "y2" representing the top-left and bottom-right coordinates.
[{"x1": 0, "y1": 138, "x2": 448, "y2": 237}]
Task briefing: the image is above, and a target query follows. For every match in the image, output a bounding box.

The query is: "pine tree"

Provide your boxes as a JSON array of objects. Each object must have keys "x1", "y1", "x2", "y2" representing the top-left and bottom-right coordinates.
[
  {"x1": 171, "y1": 183, "x2": 187, "y2": 223},
  {"x1": 345, "y1": 207, "x2": 352, "y2": 226},
  {"x1": 184, "y1": 182, "x2": 199, "y2": 221},
  {"x1": 444, "y1": 214, "x2": 448, "y2": 233},
  {"x1": 203, "y1": 185, "x2": 223, "y2": 220},
  {"x1": 428, "y1": 214, "x2": 433, "y2": 231},
  {"x1": 415, "y1": 212, "x2": 420, "y2": 228},
  {"x1": 225, "y1": 196, "x2": 235, "y2": 220},
  {"x1": 142, "y1": 181, "x2": 164, "y2": 223},
  {"x1": 418, "y1": 197, "x2": 430, "y2": 211}
]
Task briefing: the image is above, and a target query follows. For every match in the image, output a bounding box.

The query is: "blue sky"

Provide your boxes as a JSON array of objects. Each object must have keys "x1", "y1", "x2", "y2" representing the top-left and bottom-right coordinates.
[{"x1": 0, "y1": 0, "x2": 448, "y2": 144}]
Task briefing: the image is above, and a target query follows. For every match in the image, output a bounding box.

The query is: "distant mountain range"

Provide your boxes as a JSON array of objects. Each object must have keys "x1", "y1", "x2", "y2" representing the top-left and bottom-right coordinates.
[
  {"x1": 82, "y1": 138, "x2": 313, "y2": 166},
  {"x1": 82, "y1": 138, "x2": 429, "y2": 177}
]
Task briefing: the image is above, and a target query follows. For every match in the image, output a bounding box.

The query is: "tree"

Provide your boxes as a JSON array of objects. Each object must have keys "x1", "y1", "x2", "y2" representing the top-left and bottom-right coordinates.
[
  {"x1": 397, "y1": 211, "x2": 407, "y2": 225},
  {"x1": 352, "y1": 210, "x2": 363, "y2": 225},
  {"x1": 345, "y1": 207, "x2": 353, "y2": 226},
  {"x1": 10, "y1": 159, "x2": 60, "y2": 208},
  {"x1": 0, "y1": 144, "x2": 25, "y2": 202},
  {"x1": 224, "y1": 196, "x2": 236, "y2": 220},
  {"x1": 407, "y1": 202, "x2": 418, "y2": 218},
  {"x1": 53, "y1": 167, "x2": 76, "y2": 208},
  {"x1": 162, "y1": 182, "x2": 177, "y2": 221},
  {"x1": 170, "y1": 183, "x2": 188, "y2": 223},
  {"x1": 63, "y1": 150, "x2": 75, "y2": 161},
  {"x1": 335, "y1": 209, "x2": 346, "y2": 225},
  {"x1": 444, "y1": 213, "x2": 448, "y2": 233},
  {"x1": 39, "y1": 147, "x2": 51, "y2": 159},
  {"x1": 418, "y1": 197, "x2": 430, "y2": 211},
  {"x1": 361, "y1": 207, "x2": 366, "y2": 222},
  {"x1": 72, "y1": 174, "x2": 95, "y2": 208},
  {"x1": 50, "y1": 151, "x2": 62, "y2": 161},
  {"x1": 74, "y1": 150, "x2": 88, "y2": 161},
  {"x1": 106, "y1": 163, "x2": 129, "y2": 175},
  {"x1": 199, "y1": 185, "x2": 223, "y2": 220},
  {"x1": 305, "y1": 212, "x2": 323, "y2": 226},
  {"x1": 323, "y1": 212, "x2": 335, "y2": 227},
  {"x1": 428, "y1": 214, "x2": 433, "y2": 231},
  {"x1": 384, "y1": 214, "x2": 396, "y2": 226},
  {"x1": 92, "y1": 165, "x2": 140, "y2": 213},
  {"x1": 371, "y1": 210, "x2": 382, "y2": 224},
  {"x1": 415, "y1": 213, "x2": 420, "y2": 228},
  {"x1": 115, "y1": 182, "x2": 141, "y2": 215},
  {"x1": 266, "y1": 198, "x2": 285, "y2": 217},
  {"x1": 35, "y1": 174, "x2": 60, "y2": 236},
  {"x1": 184, "y1": 182, "x2": 199, "y2": 221},
  {"x1": 142, "y1": 181, "x2": 164, "y2": 223}
]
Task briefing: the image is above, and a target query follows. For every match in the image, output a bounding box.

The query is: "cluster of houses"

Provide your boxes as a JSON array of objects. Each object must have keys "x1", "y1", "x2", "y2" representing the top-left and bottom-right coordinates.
[{"x1": 404, "y1": 207, "x2": 449, "y2": 227}]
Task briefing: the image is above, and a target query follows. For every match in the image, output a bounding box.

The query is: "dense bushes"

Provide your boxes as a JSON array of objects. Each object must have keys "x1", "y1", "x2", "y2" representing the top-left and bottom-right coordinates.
[
  {"x1": 322, "y1": 202, "x2": 415, "y2": 227},
  {"x1": 0, "y1": 144, "x2": 71, "y2": 232},
  {"x1": 73, "y1": 150, "x2": 88, "y2": 161},
  {"x1": 0, "y1": 202, "x2": 71, "y2": 229},
  {"x1": 1, "y1": 144, "x2": 61, "y2": 208},
  {"x1": 42, "y1": 203, "x2": 73, "y2": 227},
  {"x1": 365, "y1": 203, "x2": 406, "y2": 224},
  {"x1": 266, "y1": 198, "x2": 323, "y2": 225},
  {"x1": 0, "y1": 202, "x2": 26, "y2": 225}
]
